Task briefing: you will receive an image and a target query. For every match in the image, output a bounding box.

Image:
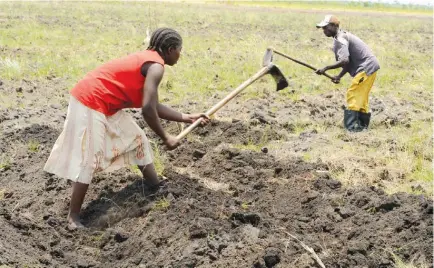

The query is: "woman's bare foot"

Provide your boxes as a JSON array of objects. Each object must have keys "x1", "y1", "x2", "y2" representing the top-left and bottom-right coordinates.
[
  {"x1": 68, "y1": 182, "x2": 88, "y2": 229},
  {"x1": 67, "y1": 213, "x2": 84, "y2": 229},
  {"x1": 144, "y1": 175, "x2": 161, "y2": 187},
  {"x1": 139, "y1": 163, "x2": 161, "y2": 188}
]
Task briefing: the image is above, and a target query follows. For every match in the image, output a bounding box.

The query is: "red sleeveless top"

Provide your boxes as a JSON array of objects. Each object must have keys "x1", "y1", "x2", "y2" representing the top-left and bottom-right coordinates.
[{"x1": 71, "y1": 50, "x2": 164, "y2": 116}]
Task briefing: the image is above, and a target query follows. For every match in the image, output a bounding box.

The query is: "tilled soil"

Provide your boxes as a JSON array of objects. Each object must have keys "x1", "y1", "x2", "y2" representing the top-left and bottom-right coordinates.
[{"x1": 0, "y1": 95, "x2": 432, "y2": 268}]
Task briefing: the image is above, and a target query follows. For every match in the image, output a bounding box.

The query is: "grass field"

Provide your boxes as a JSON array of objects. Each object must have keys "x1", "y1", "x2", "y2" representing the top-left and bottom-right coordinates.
[
  {"x1": 221, "y1": 0, "x2": 432, "y2": 15},
  {"x1": 2, "y1": 1, "x2": 431, "y2": 194}
]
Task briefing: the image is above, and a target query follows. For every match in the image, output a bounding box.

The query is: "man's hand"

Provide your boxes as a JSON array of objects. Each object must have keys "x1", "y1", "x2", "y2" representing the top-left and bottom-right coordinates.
[
  {"x1": 183, "y1": 113, "x2": 210, "y2": 126},
  {"x1": 315, "y1": 67, "x2": 329, "y2": 75},
  {"x1": 331, "y1": 76, "x2": 341, "y2": 84},
  {"x1": 163, "y1": 134, "x2": 180, "y2": 150}
]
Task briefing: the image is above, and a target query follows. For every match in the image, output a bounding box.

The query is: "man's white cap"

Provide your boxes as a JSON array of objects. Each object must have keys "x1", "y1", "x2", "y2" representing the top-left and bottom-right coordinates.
[{"x1": 316, "y1": 15, "x2": 340, "y2": 28}]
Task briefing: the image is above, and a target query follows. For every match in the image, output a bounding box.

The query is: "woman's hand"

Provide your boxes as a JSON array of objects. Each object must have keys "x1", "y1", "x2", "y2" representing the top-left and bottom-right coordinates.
[
  {"x1": 163, "y1": 134, "x2": 180, "y2": 150},
  {"x1": 183, "y1": 113, "x2": 210, "y2": 126}
]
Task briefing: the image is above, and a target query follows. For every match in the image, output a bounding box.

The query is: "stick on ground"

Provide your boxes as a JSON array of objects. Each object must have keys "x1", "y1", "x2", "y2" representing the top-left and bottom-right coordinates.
[{"x1": 284, "y1": 231, "x2": 326, "y2": 268}]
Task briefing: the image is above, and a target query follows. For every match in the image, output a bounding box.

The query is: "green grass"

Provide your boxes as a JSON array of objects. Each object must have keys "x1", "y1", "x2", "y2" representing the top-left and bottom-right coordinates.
[
  {"x1": 315, "y1": 124, "x2": 433, "y2": 196},
  {"x1": 153, "y1": 198, "x2": 170, "y2": 211},
  {"x1": 21, "y1": 265, "x2": 41, "y2": 268},
  {"x1": 128, "y1": 143, "x2": 166, "y2": 177},
  {"x1": 129, "y1": 165, "x2": 142, "y2": 176},
  {"x1": 241, "y1": 202, "x2": 250, "y2": 210},
  {"x1": 302, "y1": 152, "x2": 312, "y2": 162},
  {"x1": 0, "y1": 154, "x2": 11, "y2": 170},
  {"x1": 233, "y1": 140, "x2": 263, "y2": 152},
  {"x1": 219, "y1": 1, "x2": 433, "y2": 15},
  {"x1": 233, "y1": 125, "x2": 276, "y2": 151},
  {"x1": 0, "y1": 57, "x2": 22, "y2": 79},
  {"x1": 27, "y1": 140, "x2": 40, "y2": 153},
  {"x1": 151, "y1": 143, "x2": 166, "y2": 176},
  {"x1": 90, "y1": 232, "x2": 105, "y2": 242},
  {"x1": 0, "y1": 161, "x2": 11, "y2": 170},
  {"x1": 390, "y1": 251, "x2": 430, "y2": 268},
  {"x1": 0, "y1": 2, "x2": 431, "y2": 104}
]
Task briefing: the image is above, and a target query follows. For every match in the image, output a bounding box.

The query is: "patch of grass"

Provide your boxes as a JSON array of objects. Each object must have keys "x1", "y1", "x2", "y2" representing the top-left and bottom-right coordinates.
[
  {"x1": 151, "y1": 143, "x2": 166, "y2": 176},
  {"x1": 220, "y1": 1, "x2": 432, "y2": 15},
  {"x1": 233, "y1": 138, "x2": 262, "y2": 152},
  {"x1": 124, "y1": 140, "x2": 166, "y2": 178},
  {"x1": 0, "y1": 155, "x2": 11, "y2": 170},
  {"x1": 384, "y1": 122, "x2": 433, "y2": 195},
  {"x1": 0, "y1": 57, "x2": 22, "y2": 79},
  {"x1": 302, "y1": 152, "x2": 312, "y2": 162},
  {"x1": 0, "y1": 161, "x2": 11, "y2": 170},
  {"x1": 22, "y1": 265, "x2": 41, "y2": 268},
  {"x1": 153, "y1": 198, "x2": 170, "y2": 211},
  {"x1": 207, "y1": 230, "x2": 216, "y2": 240},
  {"x1": 233, "y1": 125, "x2": 275, "y2": 152},
  {"x1": 410, "y1": 166, "x2": 432, "y2": 184},
  {"x1": 288, "y1": 119, "x2": 311, "y2": 135},
  {"x1": 390, "y1": 251, "x2": 429, "y2": 268},
  {"x1": 90, "y1": 232, "x2": 105, "y2": 242},
  {"x1": 297, "y1": 120, "x2": 433, "y2": 196},
  {"x1": 399, "y1": 122, "x2": 432, "y2": 162},
  {"x1": 0, "y1": 189, "x2": 5, "y2": 200},
  {"x1": 129, "y1": 165, "x2": 142, "y2": 176},
  {"x1": 365, "y1": 207, "x2": 377, "y2": 214},
  {"x1": 241, "y1": 202, "x2": 249, "y2": 210},
  {"x1": 27, "y1": 140, "x2": 40, "y2": 152},
  {"x1": 282, "y1": 90, "x2": 301, "y2": 102}
]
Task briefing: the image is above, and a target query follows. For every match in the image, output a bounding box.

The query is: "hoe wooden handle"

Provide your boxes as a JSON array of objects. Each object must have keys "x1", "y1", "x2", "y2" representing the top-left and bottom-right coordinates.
[
  {"x1": 176, "y1": 65, "x2": 271, "y2": 140},
  {"x1": 272, "y1": 49, "x2": 335, "y2": 80}
]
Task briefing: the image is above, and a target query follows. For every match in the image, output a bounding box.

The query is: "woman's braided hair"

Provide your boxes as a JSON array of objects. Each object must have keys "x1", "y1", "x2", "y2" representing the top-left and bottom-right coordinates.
[{"x1": 147, "y1": 28, "x2": 182, "y2": 54}]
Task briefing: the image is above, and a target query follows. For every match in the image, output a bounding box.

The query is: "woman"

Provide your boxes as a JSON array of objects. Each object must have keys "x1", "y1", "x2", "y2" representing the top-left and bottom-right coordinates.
[{"x1": 44, "y1": 28, "x2": 209, "y2": 228}]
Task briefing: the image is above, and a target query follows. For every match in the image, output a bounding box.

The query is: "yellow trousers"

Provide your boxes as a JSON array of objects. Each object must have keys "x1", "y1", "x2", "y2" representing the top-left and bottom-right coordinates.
[{"x1": 346, "y1": 71, "x2": 377, "y2": 113}]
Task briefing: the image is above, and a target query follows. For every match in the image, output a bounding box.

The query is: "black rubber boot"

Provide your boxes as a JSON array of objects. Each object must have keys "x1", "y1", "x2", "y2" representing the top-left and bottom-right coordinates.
[
  {"x1": 358, "y1": 112, "x2": 371, "y2": 130},
  {"x1": 344, "y1": 109, "x2": 363, "y2": 132}
]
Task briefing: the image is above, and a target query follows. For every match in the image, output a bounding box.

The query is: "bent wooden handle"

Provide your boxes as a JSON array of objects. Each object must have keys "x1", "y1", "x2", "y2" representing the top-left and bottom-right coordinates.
[
  {"x1": 272, "y1": 49, "x2": 335, "y2": 80},
  {"x1": 176, "y1": 65, "x2": 271, "y2": 140}
]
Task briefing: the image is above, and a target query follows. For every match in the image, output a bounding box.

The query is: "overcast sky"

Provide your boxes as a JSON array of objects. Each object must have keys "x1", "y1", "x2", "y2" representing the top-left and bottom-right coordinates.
[{"x1": 354, "y1": 0, "x2": 432, "y2": 6}]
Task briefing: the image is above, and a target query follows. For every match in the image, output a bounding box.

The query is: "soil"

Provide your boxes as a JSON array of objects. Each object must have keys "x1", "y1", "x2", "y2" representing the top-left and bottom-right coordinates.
[{"x1": 0, "y1": 78, "x2": 432, "y2": 268}]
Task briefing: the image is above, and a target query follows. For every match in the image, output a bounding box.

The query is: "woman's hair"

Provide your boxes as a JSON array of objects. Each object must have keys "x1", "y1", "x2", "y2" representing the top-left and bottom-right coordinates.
[{"x1": 147, "y1": 28, "x2": 182, "y2": 54}]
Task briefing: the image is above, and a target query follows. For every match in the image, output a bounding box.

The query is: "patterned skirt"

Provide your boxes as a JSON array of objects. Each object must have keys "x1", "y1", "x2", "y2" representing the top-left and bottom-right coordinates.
[{"x1": 44, "y1": 96, "x2": 153, "y2": 184}]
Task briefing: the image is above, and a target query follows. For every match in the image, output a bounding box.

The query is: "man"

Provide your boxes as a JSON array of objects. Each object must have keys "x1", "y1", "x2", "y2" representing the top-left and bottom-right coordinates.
[{"x1": 315, "y1": 15, "x2": 380, "y2": 132}]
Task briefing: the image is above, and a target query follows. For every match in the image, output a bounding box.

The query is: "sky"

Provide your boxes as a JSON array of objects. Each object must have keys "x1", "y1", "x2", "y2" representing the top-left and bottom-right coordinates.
[{"x1": 353, "y1": 0, "x2": 433, "y2": 6}]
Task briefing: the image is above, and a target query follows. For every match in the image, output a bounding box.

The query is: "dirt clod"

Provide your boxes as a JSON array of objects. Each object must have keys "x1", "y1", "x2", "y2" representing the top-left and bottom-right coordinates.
[
  {"x1": 193, "y1": 149, "x2": 207, "y2": 159},
  {"x1": 114, "y1": 231, "x2": 129, "y2": 243},
  {"x1": 263, "y1": 248, "x2": 281, "y2": 267},
  {"x1": 230, "y1": 212, "x2": 261, "y2": 227}
]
